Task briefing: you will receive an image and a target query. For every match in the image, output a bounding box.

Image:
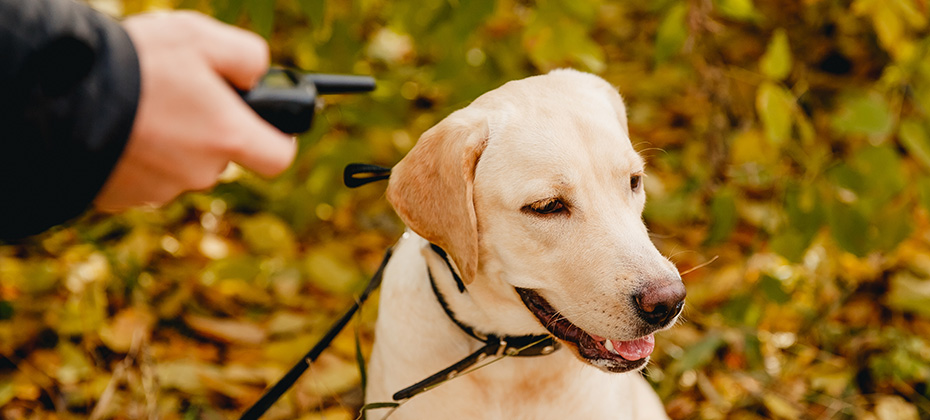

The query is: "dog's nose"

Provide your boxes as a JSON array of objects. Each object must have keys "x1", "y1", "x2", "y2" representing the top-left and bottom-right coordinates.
[{"x1": 632, "y1": 278, "x2": 686, "y2": 327}]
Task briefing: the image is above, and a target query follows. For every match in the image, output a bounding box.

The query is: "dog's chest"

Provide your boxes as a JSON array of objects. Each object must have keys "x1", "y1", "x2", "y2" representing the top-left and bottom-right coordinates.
[{"x1": 451, "y1": 355, "x2": 638, "y2": 419}]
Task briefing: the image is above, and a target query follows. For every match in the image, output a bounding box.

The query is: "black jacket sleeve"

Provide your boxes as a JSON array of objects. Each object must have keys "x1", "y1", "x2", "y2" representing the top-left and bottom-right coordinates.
[{"x1": 0, "y1": 0, "x2": 140, "y2": 241}]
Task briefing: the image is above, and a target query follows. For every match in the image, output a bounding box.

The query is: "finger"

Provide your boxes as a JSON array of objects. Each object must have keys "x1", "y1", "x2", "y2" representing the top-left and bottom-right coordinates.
[
  {"x1": 193, "y1": 15, "x2": 270, "y2": 89},
  {"x1": 221, "y1": 100, "x2": 297, "y2": 177}
]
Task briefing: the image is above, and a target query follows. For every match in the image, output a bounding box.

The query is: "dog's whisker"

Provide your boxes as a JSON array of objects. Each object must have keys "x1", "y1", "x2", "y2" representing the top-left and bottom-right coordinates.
[
  {"x1": 680, "y1": 255, "x2": 719, "y2": 276},
  {"x1": 667, "y1": 247, "x2": 698, "y2": 262}
]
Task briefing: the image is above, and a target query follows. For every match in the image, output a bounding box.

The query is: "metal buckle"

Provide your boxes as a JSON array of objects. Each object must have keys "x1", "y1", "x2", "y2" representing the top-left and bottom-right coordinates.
[{"x1": 495, "y1": 338, "x2": 507, "y2": 357}]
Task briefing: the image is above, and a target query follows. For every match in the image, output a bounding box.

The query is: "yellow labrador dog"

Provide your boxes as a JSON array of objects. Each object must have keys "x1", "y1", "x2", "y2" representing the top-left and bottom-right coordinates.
[{"x1": 365, "y1": 69, "x2": 685, "y2": 419}]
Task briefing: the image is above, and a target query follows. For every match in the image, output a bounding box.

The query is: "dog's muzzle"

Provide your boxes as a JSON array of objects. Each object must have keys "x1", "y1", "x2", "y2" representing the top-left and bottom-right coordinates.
[{"x1": 516, "y1": 287, "x2": 683, "y2": 373}]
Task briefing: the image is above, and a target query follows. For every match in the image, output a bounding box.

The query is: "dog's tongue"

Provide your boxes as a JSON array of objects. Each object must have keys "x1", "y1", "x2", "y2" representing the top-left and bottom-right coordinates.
[{"x1": 610, "y1": 334, "x2": 655, "y2": 361}]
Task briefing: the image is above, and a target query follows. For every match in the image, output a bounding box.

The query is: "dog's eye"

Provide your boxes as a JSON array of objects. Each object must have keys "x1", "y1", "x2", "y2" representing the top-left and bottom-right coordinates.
[
  {"x1": 527, "y1": 198, "x2": 565, "y2": 215},
  {"x1": 631, "y1": 174, "x2": 642, "y2": 191}
]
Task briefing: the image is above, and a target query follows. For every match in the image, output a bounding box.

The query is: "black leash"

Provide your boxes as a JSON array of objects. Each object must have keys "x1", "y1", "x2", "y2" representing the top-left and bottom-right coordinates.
[
  {"x1": 240, "y1": 163, "x2": 391, "y2": 419},
  {"x1": 239, "y1": 247, "x2": 392, "y2": 420}
]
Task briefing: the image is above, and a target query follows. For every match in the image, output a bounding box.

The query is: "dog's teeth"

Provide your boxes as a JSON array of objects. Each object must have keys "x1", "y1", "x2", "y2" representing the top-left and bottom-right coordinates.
[{"x1": 605, "y1": 339, "x2": 620, "y2": 355}]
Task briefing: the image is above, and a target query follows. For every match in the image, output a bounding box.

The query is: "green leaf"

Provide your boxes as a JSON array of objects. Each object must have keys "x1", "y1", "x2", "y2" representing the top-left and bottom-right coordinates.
[
  {"x1": 705, "y1": 188, "x2": 738, "y2": 245},
  {"x1": 676, "y1": 333, "x2": 725, "y2": 372},
  {"x1": 744, "y1": 334, "x2": 764, "y2": 369},
  {"x1": 771, "y1": 183, "x2": 824, "y2": 261},
  {"x1": 899, "y1": 119, "x2": 930, "y2": 171},
  {"x1": 450, "y1": 0, "x2": 498, "y2": 37},
  {"x1": 825, "y1": 176, "x2": 911, "y2": 256},
  {"x1": 853, "y1": 145, "x2": 906, "y2": 208},
  {"x1": 714, "y1": 0, "x2": 761, "y2": 21},
  {"x1": 871, "y1": 200, "x2": 913, "y2": 252},
  {"x1": 784, "y1": 184, "x2": 825, "y2": 237},
  {"x1": 770, "y1": 230, "x2": 810, "y2": 262},
  {"x1": 828, "y1": 145, "x2": 905, "y2": 214},
  {"x1": 524, "y1": 2, "x2": 605, "y2": 72},
  {"x1": 756, "y1": 82, "x2": 795, "y2": 145},
  {"x1": 655, "y1": 3, "x2": 688, "y2": 64},
  {"x1": 720, "y1": 294, "x2": 754, "y2": 325},
  {"x1": 212, "y1": 0, "x2": 245, "y2": 24},
  {"x1": 826, "y1": 201, "x2": 870, "y2": 257},
  {"x1": 830, "y1": 91, "x2": 894, "y2": 137},
  {"x1": 760, "y1": 29, "x2": 792, "y2": 80},
  {"x1": 759, "y1": 275, "x2": 791, "y2": 304}
]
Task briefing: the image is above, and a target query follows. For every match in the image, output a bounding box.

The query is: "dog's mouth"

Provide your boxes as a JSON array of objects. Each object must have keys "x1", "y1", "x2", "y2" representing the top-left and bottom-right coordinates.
[{"x1": 516, "y1": 288, "x2": 653, "y2": 373}]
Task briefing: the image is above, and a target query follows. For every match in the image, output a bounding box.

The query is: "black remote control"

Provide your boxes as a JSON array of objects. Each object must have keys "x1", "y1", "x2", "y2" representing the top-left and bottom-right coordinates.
[{"x1": 239, "y1": 68, "x2": 376, "y2": 134}]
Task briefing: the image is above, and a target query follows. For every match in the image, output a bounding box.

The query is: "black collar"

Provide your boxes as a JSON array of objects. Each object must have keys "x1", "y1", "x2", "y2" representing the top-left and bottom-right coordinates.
[{"x1": 391, "y1": 244, "x2": 560, "y2": 401}]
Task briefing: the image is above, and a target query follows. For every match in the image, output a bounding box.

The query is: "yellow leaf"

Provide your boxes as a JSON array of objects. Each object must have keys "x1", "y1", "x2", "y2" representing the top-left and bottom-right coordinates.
[
  {"x1": 0, "y1": 380, "x2": 14, "y2": 407},
  {"x1": 760, "y1": 29, "x2": 792, "y2": 80},
  {"x1": 156, "y1": 360, "x2": 207, "y2": 395},
  {"x1": 297, "y1": 408, "x2": 353, "y2": 420},
  {"x1": 730, "y1": 129, "x2": 776, "y2": 165},
  {"x1": 265, "y1": 334, "x2": 318, "y2": 363},
  {"x1": 267, "y1": 311, "x2": 313, "y2": 336},
  {"x1": 297, "y1": 353, "x2": 360, "y2": 397},
  {"x1": 762, "y1": 394, "x2": 801, "y2": 419},
  {"x1": 99, "y1": 307, "x2": 157, "y2": 353},
  {"x1": 304, "y1": 245, "x2": 362, "y2": 294},
  {"x1": 56, "y1": 342, "x2": 93, "y2": 386},
  {"x1": 875, "y1": 395, "x2": 919, "y2": 420},
  {"x1": 199, "y1": 368, "x2": 258, "y2": 401},
  {"x1": 184, "y1": 314, "x2": 267, "y2": 345},
  {"x1": 238, "y1": 213, "x2": 297, "y2": 258},
  {"x1": 756, "y1": 82, "x2": 795, "y2": 145}
]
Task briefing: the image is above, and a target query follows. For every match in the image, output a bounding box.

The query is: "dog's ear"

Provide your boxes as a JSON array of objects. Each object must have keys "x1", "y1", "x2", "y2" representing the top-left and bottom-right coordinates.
[{"x1": 387, "y1": 110, "x2": 488, "y2": 284}]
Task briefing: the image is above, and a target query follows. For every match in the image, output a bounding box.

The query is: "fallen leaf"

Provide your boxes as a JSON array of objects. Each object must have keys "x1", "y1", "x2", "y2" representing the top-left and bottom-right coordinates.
[
  {"x1": 100, "y1": 307, "x2": 157, "y2": 353},
  {"x1": 184, "y1": 314, "x2": 267, "y2": 345}
]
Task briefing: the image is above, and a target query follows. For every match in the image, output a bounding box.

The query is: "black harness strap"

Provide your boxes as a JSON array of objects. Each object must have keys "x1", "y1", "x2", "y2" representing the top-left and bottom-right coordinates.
[
  {"x1": 390, "y1": 245, "x2": 560, "y2": 401},
  {"x1": 426, "y1": 264, "x2": 486, "y2": 342},
  {"x1": 429, "y1": 243, "x2": 466, "y2": 293},
  {"x1": 239, "y1": 247, "x2": 393, "y2": 420}
]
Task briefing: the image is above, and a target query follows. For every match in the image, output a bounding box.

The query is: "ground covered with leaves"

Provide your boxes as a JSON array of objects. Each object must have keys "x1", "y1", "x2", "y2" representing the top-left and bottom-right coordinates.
[{"x1": 2, "y1": 0, "x2": 930, "y2": 419}]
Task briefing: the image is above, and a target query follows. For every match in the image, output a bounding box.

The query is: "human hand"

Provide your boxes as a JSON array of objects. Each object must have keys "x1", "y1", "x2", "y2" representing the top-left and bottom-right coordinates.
[{"x1": 94, "y1": 11, "x2": 296, "y2": 211}]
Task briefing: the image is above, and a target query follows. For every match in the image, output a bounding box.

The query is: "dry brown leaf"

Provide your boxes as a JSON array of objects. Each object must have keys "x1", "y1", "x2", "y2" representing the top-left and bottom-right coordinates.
[{"x1": 183, "y1": 314, "x2": 267, "y2": 345}]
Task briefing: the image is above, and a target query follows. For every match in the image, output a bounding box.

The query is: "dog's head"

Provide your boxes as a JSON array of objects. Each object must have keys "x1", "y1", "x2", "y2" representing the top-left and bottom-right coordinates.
[{"x1": 387, "y1": 69, "x2": 685, "y2": 373}]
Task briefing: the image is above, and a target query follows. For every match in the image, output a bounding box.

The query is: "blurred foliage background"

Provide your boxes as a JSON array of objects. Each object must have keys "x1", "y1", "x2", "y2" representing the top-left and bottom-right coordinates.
[{"x1": 2, "y1": 0, "x2": 930, "y2": 418}]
